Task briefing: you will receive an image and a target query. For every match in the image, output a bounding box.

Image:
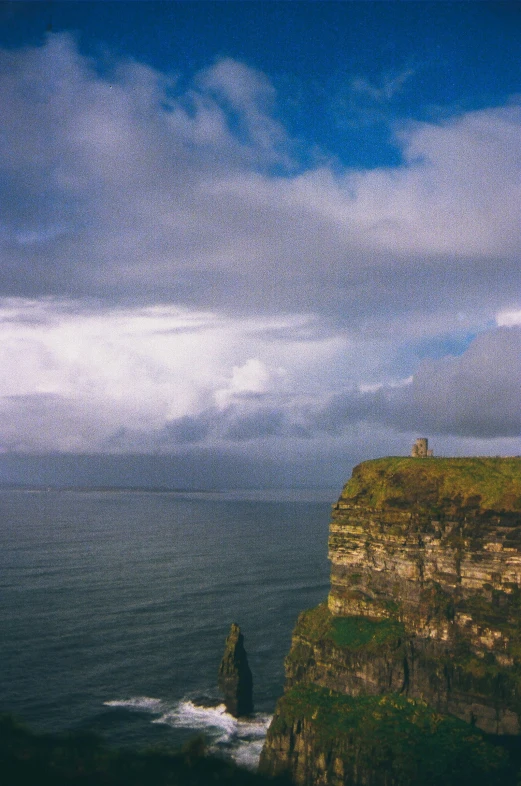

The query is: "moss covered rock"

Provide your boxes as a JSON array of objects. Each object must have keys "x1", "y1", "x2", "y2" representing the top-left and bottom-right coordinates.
[{"x1": 260, "y1": 686, "x2": 511, "y2": 786}]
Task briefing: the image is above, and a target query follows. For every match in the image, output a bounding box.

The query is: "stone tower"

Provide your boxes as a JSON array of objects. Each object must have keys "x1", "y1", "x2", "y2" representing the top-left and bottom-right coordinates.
[{"x1": 411, "y1": 438, "x2": 433, "y2": 457}]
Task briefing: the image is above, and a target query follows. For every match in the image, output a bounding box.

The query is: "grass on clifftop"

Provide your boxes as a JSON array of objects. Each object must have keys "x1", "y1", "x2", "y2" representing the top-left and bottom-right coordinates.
[
  {"x1": 340, "y1": 457, "x2": 521, "y2": 512},
  {"x1": 295, "y1": 603, "x2": 404, "y2": 652},
  {"x1": 272, "y1": 685, "x2": 512, "y2": 785}
]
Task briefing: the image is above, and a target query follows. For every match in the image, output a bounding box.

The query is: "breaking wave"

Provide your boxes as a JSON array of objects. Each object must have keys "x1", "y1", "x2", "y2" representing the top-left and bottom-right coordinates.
[
  {"x1": 104, "y1": 695, "x2": 272, "y2": 769},
  {"x1": 103, "y1": 696, "x2": 164, "y2": 712}
]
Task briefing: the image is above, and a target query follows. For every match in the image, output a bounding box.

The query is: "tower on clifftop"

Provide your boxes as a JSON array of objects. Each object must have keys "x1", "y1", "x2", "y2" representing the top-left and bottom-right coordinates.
[{"x1": 411, "y1": 438, "x2": 433, "y2": 457}]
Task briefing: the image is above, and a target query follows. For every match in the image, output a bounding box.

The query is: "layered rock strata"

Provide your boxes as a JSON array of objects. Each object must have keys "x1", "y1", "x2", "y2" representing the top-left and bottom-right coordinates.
[{"x1": 261, "y1": 457, "x2": 521, "y2": 784}]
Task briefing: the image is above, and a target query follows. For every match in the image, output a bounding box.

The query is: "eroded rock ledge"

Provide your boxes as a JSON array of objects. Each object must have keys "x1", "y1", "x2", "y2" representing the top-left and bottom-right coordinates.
[{"x1": 260, "y1": 457, "x2": 521, "y2": 785}]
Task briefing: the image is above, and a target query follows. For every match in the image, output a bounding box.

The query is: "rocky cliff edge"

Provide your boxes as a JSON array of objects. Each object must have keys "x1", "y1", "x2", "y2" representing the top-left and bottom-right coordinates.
[{"x1": 260, "y1": 457, "x2": 521, "y2": 785}]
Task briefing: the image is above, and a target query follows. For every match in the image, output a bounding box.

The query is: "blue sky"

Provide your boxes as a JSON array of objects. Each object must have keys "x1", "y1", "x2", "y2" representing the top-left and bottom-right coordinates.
[
  {"x1": 5, "y1": 1, "x2": 521, "y2": 168},
  {"x1": 0, "y1": 1, "x2": 520, "y2": 489}
]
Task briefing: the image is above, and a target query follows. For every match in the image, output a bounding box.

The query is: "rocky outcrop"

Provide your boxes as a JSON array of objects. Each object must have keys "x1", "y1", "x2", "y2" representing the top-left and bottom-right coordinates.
[
  {"x1": 218, "y1": 623, "x2": 253, "y2": 717},
  {"x1": 261, "y1": 684, "x2": 509, "y2": 786},
  {"x1": 260, "y1": 457, "x2": 521, "y2": 784}
]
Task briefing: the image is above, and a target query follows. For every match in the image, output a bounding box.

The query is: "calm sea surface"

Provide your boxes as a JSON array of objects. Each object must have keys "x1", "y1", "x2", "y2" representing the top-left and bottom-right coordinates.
[{"x1": 0, "y1": 488, "x2": 335, "y2": 766}]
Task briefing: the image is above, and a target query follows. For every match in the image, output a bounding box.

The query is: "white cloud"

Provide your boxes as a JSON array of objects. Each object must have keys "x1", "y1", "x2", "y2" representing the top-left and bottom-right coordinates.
[
  {"x1": 1, "y1": 33, "x2": 520, "y2": 315},
  {"x1": 0, "y1": 298, "x2": 352, "y2": 452},
  {"x1": 197, "y1": 57, "x2": 288, "y2": 158},
  {"x1": 0, "y1": 298, "x2": 518, "y2": 455},
  {"x1": 0, "y1": 35, "x2": 520, "y2": 463},
  {"x1": 497, "y1": 309, "x2": 521, "y2": 327},
  {"x1": 215, "y1": 358, "x2": 271, "y2": 408}
]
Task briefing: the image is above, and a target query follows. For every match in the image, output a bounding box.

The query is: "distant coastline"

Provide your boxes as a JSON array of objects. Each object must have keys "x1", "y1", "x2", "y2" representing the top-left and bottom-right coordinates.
[{"x1": 0, "y1": 484, "x2": 339, "y2": 503}]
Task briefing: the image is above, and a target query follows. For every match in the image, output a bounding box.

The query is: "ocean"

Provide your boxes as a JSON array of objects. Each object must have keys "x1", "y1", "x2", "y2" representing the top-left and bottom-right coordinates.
[{"x1": 0, "y1": 487, "x2": 335, "y2": 768}]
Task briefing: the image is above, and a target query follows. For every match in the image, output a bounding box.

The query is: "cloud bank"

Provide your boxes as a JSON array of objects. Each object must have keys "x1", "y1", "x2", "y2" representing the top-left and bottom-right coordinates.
[
  {"x1": 0, "y1": 298, "x2": 518, "y2": 456},
  {"x1": 0, "y1": 34, "x2": 520, "y2": 481}
]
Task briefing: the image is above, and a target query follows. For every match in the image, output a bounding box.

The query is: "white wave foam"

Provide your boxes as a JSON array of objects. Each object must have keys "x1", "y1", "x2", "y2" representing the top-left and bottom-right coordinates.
[
  {"x1": 154, "y1": 701, "x2": 236, "y2": 741},
  {"x1": 229, "y1": 737, "x2": 267, "y2": 769},
  {"x1": 154, "y1": 700, "x2": 272, "y2": 768},
  {"x1": 103, "y1": 696, "x2": 164, "y2": 713},
  {"x1": 105, "y1": 696, "x2": 272, "y2": 769}
]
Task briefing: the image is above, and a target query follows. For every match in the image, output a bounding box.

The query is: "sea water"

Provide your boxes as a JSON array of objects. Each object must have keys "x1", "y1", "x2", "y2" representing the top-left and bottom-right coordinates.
[{"x1": 0, "y1": 487, "x2": 334, "y2": 767}]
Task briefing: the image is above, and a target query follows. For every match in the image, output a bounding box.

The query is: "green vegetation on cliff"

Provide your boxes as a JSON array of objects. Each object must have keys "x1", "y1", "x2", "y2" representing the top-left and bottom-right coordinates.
[
  {"x1": 341, "y1": 457, "x2": 521, "y2": 512},
  {"x1": 293, "y1": 603, "x2": 404, "y2": 652},
  {"x1": 262, "y1": 454, "x2": 521, "y2": 785},
  {"x1": 269, "y1": 685, "x2": 511, "y2": 785},
  {"x1": 292, "y1": 602, "x2": 521, "y2": 721}
]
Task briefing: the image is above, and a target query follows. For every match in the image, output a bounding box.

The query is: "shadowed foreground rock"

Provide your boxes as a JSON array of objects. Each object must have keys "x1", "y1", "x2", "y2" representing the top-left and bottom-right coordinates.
[{"x1": 218, "y1": 623, "x2": 253, "y2": 717}]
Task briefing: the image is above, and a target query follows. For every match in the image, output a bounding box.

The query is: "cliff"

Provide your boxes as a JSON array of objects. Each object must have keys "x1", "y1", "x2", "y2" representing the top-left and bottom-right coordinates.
[{"x1": 260, "y1": 457, "x2": 521, "y2": 785}]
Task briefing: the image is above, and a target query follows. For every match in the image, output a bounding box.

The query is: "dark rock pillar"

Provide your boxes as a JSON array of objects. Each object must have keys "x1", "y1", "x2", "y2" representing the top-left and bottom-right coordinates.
[{"x1": 218, "y1": 623, "x2": 253, "y2": 717}]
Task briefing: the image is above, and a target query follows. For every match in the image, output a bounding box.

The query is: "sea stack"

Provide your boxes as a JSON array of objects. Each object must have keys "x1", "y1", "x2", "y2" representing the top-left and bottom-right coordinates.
[{"x1": 218, "y1": 623, "x2": 253, "y2": 717}]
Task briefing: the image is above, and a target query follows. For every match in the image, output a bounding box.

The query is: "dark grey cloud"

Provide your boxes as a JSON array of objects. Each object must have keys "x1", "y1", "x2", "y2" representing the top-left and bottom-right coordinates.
[
  {"x1": 0, "y1": 448, "x2": 345, "y2": 491},
  {"x1": 150, "y1": 405, "x2": 297, "y2": 446},
  {"x1": 158, "y1": 415, "x2": 211, "y2": 445},
  {"x1": 0, "y1": 391, "x2": 121, "y2": 452},
  {"x1": 309, "y1": 327, "x2": 521, "y2": 439},
  {"x1": 221, "y1": 407, "x2": 286, "y2": 441},
  {"x1": 402, "y1": 326, "x2": 521, "y2": 437}
]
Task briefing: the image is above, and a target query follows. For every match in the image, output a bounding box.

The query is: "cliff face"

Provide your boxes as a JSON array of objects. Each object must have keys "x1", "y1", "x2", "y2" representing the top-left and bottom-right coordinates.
[{"x1": 260, "y1": 457, "x2": 521, "y2": 784}]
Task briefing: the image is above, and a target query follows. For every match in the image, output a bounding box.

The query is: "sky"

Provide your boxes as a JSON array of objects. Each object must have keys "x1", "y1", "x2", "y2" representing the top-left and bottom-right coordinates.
[{"x1": 0, "y1": 0, "x2": 520, "y2": 490}]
